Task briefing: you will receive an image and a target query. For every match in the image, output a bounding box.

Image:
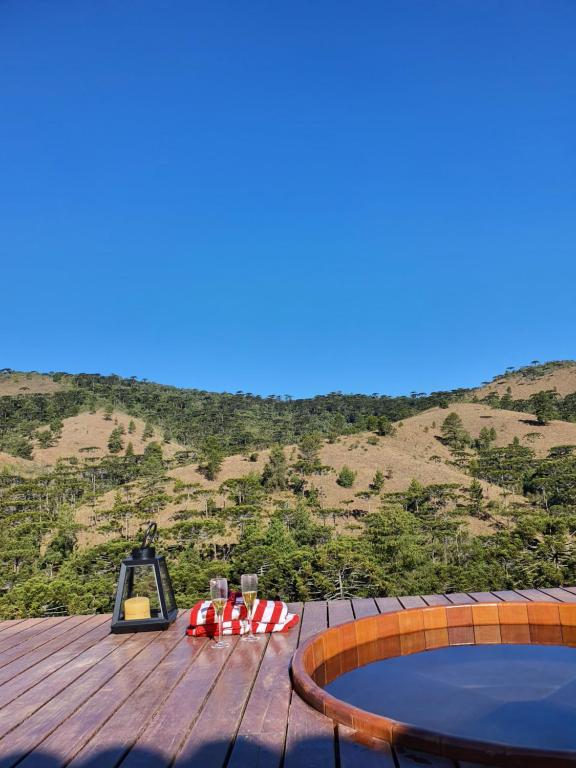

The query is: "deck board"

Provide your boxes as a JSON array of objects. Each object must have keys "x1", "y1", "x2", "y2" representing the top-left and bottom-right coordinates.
[
  {"x1": 227, "y1": 602, "x2": 303, "y2": 768},
  {"x1": 23, "y1": 613, "x2": 191, "y2": 767},
  {"x1": 68, "y1": 615, "x2": 203, "y2": 767},
  {"x1": 173, "y1": 632, "x2": 269, "y2": 767},
  {"x1": 284, "y1": 601, "x2": 336, "y2": 768},
  {"x1": 328, "y1": 599, "x2": 355, "y2": 626},
  {"x1": 339, "y1": 727, "x2": 396, "y2": 767},
  {"x1": 0, "y1": 588, "x2": 575, "y2": 767},
  {"x1": 121, "y1": 636, "x2": 235, "y2": 768},
  {"x1": 0, "y1": 615, "x2": 111, "y2": 708}
]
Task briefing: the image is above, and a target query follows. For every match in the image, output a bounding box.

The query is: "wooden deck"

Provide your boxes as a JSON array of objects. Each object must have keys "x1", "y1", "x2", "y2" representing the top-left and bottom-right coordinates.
[{"x1": 1, "y1": 586, "x2": 576, "y2": 768}]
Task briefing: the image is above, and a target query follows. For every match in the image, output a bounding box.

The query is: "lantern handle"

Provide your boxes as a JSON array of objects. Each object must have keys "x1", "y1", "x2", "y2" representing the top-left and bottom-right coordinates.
[{"x1": 141, "y1": 522, "x2": 158, "y2": 550}]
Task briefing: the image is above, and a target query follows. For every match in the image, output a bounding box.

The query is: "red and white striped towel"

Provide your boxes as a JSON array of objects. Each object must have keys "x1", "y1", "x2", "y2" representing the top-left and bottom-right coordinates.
[{"x1": 186, "y1": 591, "x2": 299, "y2": 637}]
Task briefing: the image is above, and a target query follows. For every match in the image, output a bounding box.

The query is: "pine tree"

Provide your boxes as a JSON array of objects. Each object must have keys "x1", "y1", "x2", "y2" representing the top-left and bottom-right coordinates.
[
  {"x1": 531, "y1": 392, "x2": 558, "y2": 425},
  {"x1": 477, "y1": 426, "x2": 497, "y2": 451},
  {"x1": 441, "y1": 412, "x2": 470, "y2": 449},
  {"x1": 141, "y1": 441, "x2": 164, "y2": 475},
  {"x1": 296, "y1": 433, "x2": 323, "y2": 475},
  {"x1": 261, "y1": 445, "x2": 288, "y2": 491},
  {"x1": 128, "y1": 420, "x2": 136, "y2": 434},
  {"x1": 142, "y1": 422, "x2": 154, "y2": 441},
  {"x1": 377, "y1": 416, "x2": 396, "y2": 437},
  {"x1": 370, "y1": 469, "x2": 385, "y2": 493},
  {"x1": 468, "y1": 479, "x2": 486, "y2": 519},
  {"x1": 337, "y1": 466, "x2": 356, "y2": 488},
  {"x1": 107, "y1": 427, "x2": 124, "y2": 454},
  {"x1": 198, "y1": 437, "x2": 224, "y2": 481}
]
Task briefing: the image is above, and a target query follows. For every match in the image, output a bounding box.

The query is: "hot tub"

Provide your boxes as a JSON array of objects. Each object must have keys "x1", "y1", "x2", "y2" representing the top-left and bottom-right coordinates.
[{"x1": 291, "y1": 602, "x2": 576, "y2": 767}]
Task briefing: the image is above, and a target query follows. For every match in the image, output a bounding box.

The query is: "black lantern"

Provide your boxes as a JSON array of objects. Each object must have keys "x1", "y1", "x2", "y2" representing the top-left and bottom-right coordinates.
[{"x1": 111, "y1": 522, "x2": 177, "y2": 633}]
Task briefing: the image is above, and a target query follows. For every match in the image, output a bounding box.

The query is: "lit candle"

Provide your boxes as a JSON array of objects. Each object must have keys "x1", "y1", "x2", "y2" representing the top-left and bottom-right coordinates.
[{"x1": 124, "y1": 596, "x2": 151, "y2": 620}]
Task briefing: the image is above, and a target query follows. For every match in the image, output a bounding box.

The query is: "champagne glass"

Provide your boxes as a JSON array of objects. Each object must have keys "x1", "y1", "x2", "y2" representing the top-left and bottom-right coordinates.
[
  {"x1": 241, "y1": 573, "x2": 259, "y2": 642},
  {"x1": 210, "y1": 577, "x2": 230, "y2": 649}
]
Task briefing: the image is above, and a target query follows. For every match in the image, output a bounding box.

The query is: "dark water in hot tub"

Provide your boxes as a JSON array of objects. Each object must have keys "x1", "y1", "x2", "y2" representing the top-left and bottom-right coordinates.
[{"x1": 325, "y1": 644, "x2": 576, "y2": 751}]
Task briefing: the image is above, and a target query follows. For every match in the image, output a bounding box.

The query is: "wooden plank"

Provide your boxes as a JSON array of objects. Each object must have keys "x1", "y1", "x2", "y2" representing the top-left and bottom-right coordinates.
[
  {"x1": 0, "y1": 620, "x2": 26, "y2": 635},
  {"x1": 0, "y1": 618, "x2": 56, "y2": 656},
  {"x1": 421, "y1": 594, "x2": 450, "y2": 606},
  {"x1": 0, "y1": 616, "x2": 110, "y2": 702},
  {"x1": 121, "y1": 638, "x2": 238, "y2": 768},
  {"x1": 465, "y1": 592, "x2": 501, "y2": 603},
  {"x1": 491, "y1": 590, "x2": 526, "y2": 602},
  {"x1": 444, "y1": 593, "x2": 475, "y2": 605},
  {"x1": 374, "y1": 597, "x2": 403, "y2": 613},
  {"x1": 514, "y1": 588, "x2": 559, "y2": 602},
  {"x1": 173, "y1": 634, "x2": 270, "y2": 767},
  {"x1": 328, "y1": 600, "x2": 354, "y2": 627},
  {"x1": 65, "y1": 616, "x2": 210, "y2": 768},
  {"x1": 0, "y1": 625, "x2": 129, "y2": 717},
  {"x1": 394, "y1": 745, "x2": 456, "y2": 766},
  {"x1": 398, "y1": 595, "x2": 427, "y2": 609},
  {"x1": 339, "y1": 726, "x2": 395, "y2": 768},
  {"x1": 20, "y1": 614, "x2": 191, "y2": 766},
  {"x1": 0, "y1": 630, "x2": 150, "y2": 755},
  {"x1": 284, "y1": 601, "x2": 336, "y2": 768},
  {"x1": 0, "y1": 615, "x2": 91, "y2": 671},
  {"x1": 227, "y1": 603, "x2": 303, "y2": 768},
  {"x1": 352, "y1": 598, "x2": 379, "y2": 619},
  {"x1": 538, "y1": 587, "x2": 576, "y2": 602},
  {"x1": 298, "y1": 601, "x2": 328, "y2": 641}
]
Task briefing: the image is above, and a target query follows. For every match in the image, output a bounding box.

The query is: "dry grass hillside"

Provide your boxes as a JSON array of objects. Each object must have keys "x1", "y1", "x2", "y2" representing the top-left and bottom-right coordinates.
[
  {"x1": 402, "y1": 403, "x2": 576, "y2": 458},
  {"x1": 0, "y1": 451, "x2": 41, "y2": 475},
  {"x1": 76, "y1": 405, "x2": 534, "y2": 546},
  {"x1": 32, "y1": 410, "x2": 185, "y2": 465},
  {"x1": 0, "y1": 372, "x2": 65, "y2": 396},
  {"x1": 476, "y1": 362, "x2": 576, "y2": 400}
]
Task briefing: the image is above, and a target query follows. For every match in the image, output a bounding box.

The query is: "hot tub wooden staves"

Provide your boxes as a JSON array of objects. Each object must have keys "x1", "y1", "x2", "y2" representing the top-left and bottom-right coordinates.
[{"x1": 0, "y1": 587, "x2": 575, "y2": 768}]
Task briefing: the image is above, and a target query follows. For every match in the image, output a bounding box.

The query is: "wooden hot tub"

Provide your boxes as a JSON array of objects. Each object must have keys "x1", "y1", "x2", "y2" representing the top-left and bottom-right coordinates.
[{"x1": 291, "y1": 602, "x2": 576, "y2": 767}]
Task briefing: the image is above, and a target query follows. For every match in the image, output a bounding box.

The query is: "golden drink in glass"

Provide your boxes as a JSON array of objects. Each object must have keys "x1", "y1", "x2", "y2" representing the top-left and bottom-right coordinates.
[
  {"x1": 241, "y1": 574, "x2": 259, "y2": 642},
  {"x1": 210, "y1": 578, "x2": 230, "y2": 649}
]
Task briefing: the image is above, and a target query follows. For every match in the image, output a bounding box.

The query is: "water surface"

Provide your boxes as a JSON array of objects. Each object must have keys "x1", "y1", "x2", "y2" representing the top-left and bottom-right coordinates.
[{"x1": 326, "y1": 644, "x2": 576, "y2": 750}]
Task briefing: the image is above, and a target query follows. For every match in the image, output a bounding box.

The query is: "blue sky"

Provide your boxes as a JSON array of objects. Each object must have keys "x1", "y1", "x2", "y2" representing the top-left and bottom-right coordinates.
[{"x1": 1, "y1": 1, "x2": 575, "y2": 397}]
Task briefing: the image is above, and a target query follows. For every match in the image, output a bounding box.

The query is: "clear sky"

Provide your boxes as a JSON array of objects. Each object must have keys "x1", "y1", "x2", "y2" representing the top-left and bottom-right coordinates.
[{"x1": 1, "y1": 1, "x2": 575, "y2": 397}]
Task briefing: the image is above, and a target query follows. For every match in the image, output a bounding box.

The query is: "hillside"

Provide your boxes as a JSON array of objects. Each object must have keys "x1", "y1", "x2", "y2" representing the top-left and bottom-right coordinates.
[
  {"x1": 396, "y1": 402, "x2": 576, "y2": 458},
  {"x1": 0, "y1": 371, "x2": 66, "y2": 396},
  {"x1": 476, "y1": 361, "x2": 576, "y2": 400},
  {"x1": 31, "y1": 410, "x2": 185, "y2": 465},
  {"x1": 76, "y1": 407, "x2": 531, "y2": 547},
  {"x1": 76, "y1": 398, "x2": 576, "y2": 545},
  {"x1": 4, "y1": 360, "x2": 576, "y2": 619}
]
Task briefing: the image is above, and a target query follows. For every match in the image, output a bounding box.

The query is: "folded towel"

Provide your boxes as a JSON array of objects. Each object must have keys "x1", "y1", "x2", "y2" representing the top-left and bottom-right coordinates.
[{"x1": 186, "y1": 591, "x2": 299, "y2": 636}]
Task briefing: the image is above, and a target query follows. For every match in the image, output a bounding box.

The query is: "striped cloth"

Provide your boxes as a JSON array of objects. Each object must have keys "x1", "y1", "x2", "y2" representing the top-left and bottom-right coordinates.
[{"x1": 186, "y1": 591, "x2": 299, "y2": 637}]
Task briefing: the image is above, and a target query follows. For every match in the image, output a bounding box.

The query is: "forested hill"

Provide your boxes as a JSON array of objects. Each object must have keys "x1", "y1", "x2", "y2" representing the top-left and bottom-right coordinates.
[
  {"x1": 0, "y1": 369, "x2": 464, "y2": 458},
  {"x1": 2, "y1": 361, "x2": 576, "y2": 460},
  {"x1": 3, "y1": 360, "x2": 576, "y2": 620}
]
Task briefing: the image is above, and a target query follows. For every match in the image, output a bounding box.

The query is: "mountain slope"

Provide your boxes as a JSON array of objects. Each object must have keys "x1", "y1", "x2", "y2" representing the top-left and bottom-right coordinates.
[
  {"x1": 0, "y1": 371, "x2": 66, "y2": 396},
  {"x1": 397, "y1": 402, "x2": 576, "y2": 457},
  {"x1": 476, "y1": 361, "x2": 576, "y2": 400},
  {"x1": 32, "y1": 410, "x2": 185, "y2": 464}
]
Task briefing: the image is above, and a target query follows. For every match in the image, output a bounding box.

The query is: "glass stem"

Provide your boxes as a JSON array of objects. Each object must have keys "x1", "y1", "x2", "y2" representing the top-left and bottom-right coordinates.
[
  {"x1": 218, "y1": 610, "x2": 223, "y2": 643},
  {"x1": 248, "y1": 606, "x2": 253, "y2": 639}
]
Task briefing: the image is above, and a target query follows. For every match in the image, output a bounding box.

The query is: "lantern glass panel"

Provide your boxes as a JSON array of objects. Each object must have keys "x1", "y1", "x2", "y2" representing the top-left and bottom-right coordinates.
[
  {"x1": 158, "y1": 559, "x2": 176, "y2": 614},
  {"x1": 120, "y1": 564, "x2": 161, "y2": 618}
]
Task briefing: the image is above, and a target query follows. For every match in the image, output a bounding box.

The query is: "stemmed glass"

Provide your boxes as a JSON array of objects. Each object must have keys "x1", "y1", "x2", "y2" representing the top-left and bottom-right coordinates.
[
  {"x1": 210, "y1": 577, "x2": 230, "y2": 649},
  {"x1": 241, "y1": 573, "x2": 259, "y2": 642}
]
